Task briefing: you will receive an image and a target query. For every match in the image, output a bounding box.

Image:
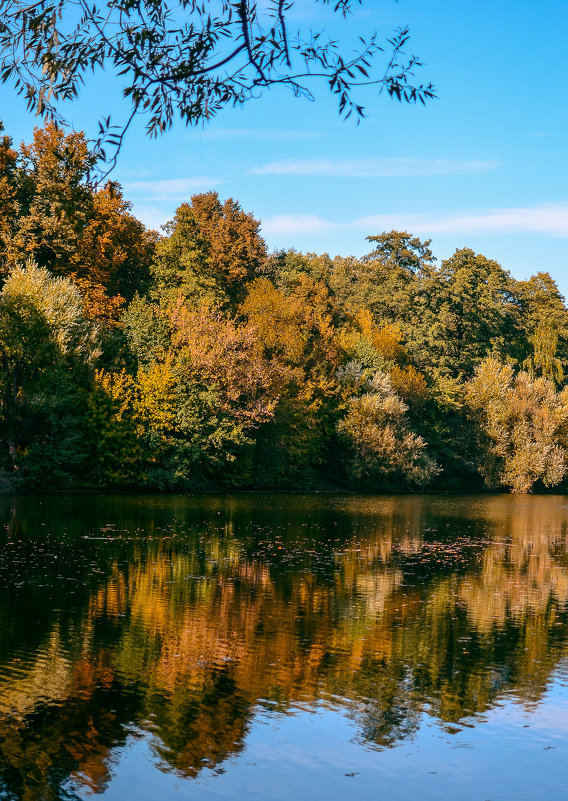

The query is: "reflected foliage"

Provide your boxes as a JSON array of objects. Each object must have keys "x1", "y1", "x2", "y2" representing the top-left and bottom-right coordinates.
[{"x1": 0, "y1": 495, "x2": 567, "y2": 797}]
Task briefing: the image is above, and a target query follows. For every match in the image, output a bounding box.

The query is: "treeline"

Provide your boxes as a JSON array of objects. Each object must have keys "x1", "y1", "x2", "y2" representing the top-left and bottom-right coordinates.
[{"x1": 1, "y1": 120, "x2": 568, "y2": 493}]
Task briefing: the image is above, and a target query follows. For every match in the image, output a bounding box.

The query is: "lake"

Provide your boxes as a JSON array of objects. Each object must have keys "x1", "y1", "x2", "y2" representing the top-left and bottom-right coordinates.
[{"x1": 0, "y1": 493, "x2": 567, "y2": 800}]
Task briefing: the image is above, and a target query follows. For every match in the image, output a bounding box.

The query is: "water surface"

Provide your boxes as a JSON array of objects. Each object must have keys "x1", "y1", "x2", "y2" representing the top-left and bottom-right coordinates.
[{"x1": 0, "y1": 493, "x2": 567, "y2": 799}]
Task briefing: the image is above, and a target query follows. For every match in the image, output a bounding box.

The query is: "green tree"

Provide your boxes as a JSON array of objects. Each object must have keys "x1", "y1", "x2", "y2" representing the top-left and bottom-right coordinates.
[
  {"x1": 263, "y1": 250, "x2": 335, "y2": 296},
  {"x1": 523, "y1": 323, "x2": 564, "y2": 386},
  {"x1": 330, "y1": 231, "x2": 435, "y2": 329},
  {"x1": 517, "y1": 272, "x2": 568, "y2": 384},
  {"x1": 420, "y1": 248, "x2": 523, "y2": 378},
  {"x1": 0, "y1": 263, "x2": 99, "y2": 483},
  {"x1": 85, "y1": 368, "x2": 143, "y2": 487}
]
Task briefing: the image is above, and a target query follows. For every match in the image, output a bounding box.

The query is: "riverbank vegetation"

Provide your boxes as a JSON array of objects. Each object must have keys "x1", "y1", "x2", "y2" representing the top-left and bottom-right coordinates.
[{"x1": 2, "y1": 121, "x2": 568, "y2": 493}]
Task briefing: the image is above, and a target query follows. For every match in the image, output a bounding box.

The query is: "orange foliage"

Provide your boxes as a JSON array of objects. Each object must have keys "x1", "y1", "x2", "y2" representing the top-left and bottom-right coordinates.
[
  {"x1": 389, "y1": 364, "x2": 429, "y2": 405},
  {"x1": 71, "y1": 276, "x2": 126, "y2": 325},
  {"x1": 171, "y1": 300, "x2": 277, "y2": 429},
  {"x1": 187, "y1": 191, "x2": 265, "y2": 285},
  {"x1": 156, "y1": 191, "x2": 266, "y2": 305},
  {"x1": 0, "y1": 123, "x2": 19, "y2": 268},
  {"x1": 70, "y1": 182, "x2": 156, "y2": 311},
  {"x1": 1, "y1": 123, "x2": 156, "y2": 324}
]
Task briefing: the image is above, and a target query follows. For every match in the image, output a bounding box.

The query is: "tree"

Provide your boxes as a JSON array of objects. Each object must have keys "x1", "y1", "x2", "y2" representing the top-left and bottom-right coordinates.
[
  {"x1": 70, "y1": 181, "x2": 157, "y2": 321},
  {"x1": 517, "y1": 272, "x2": 568, "y2": 384},
  {"x1": 337, "y1": 308, "x2": 409, "y2": 375},
  {"x1": 522, "y1": 323, "x2": 564, "y2": 386},
  {"x1": 0, "y1": 263, "x2": 100, "y2": 482},
  {"x1": 14, "y1": 123, "x2": 97, "y2": 271},
  {"x1": 152, "y1": 191, "x2": 266, "y2": 308},
  {"x1": 0, "y1": 121, "x2": 20, "y2": 269},
  {"x1": 0, "y1": 121, "x2": 157, "y2": 322},
  {"x1": 0, "y1": 1, "x2": 435, "y2": 173},
  {"x1": 337, "y1": 371, "x2": 438, "y2": 489},
  {"x1": 330, "y1": 231, "x2": 435, "y2": 329},
  {"x1": 420, "y1": 248, "x2": 523, "y2": 378},
  {"x1": 120, "y1": 293, "x2": 279, "y2": 488},
  {"x1": 465, "y1": 357, "x2": 568, "y2": 493},
  {"x1": 85, "y1": 368, "x2": 143, "y2": 486},
  {"x1": 240, "y1": 274, "x2": 343, "y2": 485}
]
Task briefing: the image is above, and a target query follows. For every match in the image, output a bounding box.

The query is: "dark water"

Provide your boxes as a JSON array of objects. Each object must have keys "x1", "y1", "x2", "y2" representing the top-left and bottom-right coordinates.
[{"x1": 1, "y1": 493, "x2": 568, "y2": 800}]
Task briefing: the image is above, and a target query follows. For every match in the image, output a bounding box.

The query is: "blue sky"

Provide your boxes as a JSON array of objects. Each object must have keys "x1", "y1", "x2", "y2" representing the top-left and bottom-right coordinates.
[{"x1": 2, "y1": 0, "x2": 568, "y2": 294}]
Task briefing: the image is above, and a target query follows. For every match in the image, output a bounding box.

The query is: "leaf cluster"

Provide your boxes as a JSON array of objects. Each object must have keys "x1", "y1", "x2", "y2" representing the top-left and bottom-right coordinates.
[{"x1": 0, "y1": 0, "x2": 435, "y2": 175}]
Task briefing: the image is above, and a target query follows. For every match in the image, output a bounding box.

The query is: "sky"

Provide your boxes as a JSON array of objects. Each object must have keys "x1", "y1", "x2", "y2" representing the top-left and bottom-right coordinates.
[{"x1": 2, "y1": 0, "x2": 568, "y2": 294}]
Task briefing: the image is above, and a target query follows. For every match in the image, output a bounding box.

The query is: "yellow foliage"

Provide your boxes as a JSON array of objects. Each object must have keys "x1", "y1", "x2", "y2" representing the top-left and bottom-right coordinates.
[
  {"x1": 389, "y1": 365, "x2": 428, "y2": 405},
  {"x1": 338, "y1": 308, "x2": 408, "y2": 365},
  {"x1": 137, "y1": 361, "x2": 178, "y2": 434},
  {"x1": 86, "y1": 369, "x2": 143, "y2": 485},
  {"x1": 465, "y1": 356, "x2": 568, "y2": 493},
  {"x1": 240, "y1": 278, "x2": 306, "y2": 364},
  {"x1": 93, "y1": 368, "x2": 138, "y2": 420},
  {"x1": 373, "y1": 322, "x2": 406, "y2": 362}
]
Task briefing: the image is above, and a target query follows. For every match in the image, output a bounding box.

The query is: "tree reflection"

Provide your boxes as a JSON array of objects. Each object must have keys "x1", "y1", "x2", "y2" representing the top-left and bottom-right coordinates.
[{"x1": 0, "y1": 494, "x2": 566, "y2": 797}]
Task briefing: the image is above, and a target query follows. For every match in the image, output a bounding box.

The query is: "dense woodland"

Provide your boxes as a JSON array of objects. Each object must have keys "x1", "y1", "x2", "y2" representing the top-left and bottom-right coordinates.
[{"x1": 1, "y1": 120, "x2": 568, "y2": 493}]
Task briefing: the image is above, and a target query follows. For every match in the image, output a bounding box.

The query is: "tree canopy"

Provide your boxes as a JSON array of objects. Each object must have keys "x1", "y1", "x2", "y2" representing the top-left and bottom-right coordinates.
[{"x1": 2, "y1": 119, "x2": 568, "y2": 495}]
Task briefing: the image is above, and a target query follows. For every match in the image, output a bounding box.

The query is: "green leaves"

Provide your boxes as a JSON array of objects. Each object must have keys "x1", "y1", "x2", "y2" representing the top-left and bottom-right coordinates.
[
  {"x1": 0, "y1": 0, "x2": 435, "y2": 174},
  {"x1": 0, "y1": 262, "x2": 100, "y2": 482}
]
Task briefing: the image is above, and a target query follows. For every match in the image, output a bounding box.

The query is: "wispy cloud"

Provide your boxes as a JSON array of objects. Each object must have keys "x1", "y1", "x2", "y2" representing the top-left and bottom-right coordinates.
[
  {"x1": 261, "y1": 214, "x2": 337, "y2": 236},
  {"x1": 357, "y1": 204, "x2": 568, "y2": 237},
  {"x1": 191, "y1": 127, "x2": 326, "y2": 141},
  {"x1": 262, "y1": 204, "x2": 568, "y2": 238},
  {"x1": 125, "y1": 176, "x2": 222, "y2": 201},
  {"x1": 252, "y1": 157, "x2": 500, "y2": 178},
  {"x1": 131, "y1": 205, "x2": 172, "y2": 231}
]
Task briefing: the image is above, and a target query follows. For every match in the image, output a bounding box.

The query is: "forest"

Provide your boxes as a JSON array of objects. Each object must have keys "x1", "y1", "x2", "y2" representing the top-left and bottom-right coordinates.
[{"x1": 1, "y1": 120, "x2": 568, "y2": 495}]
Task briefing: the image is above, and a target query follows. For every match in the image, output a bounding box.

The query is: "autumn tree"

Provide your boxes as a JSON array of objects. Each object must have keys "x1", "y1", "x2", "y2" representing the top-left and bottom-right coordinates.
[
  {"x1": 337, "y1": 371, "x2": 438, "y2": 489},
  {"x1": 118, "y1": 295, "x2": 278, "y2": 488},
  {"x1": 0, "y1": 121, "x2": 156, "y2": 323},
  {"x1": 152, "y1": 192, "x2": 266, "y2": 308},
  {"x1": 13, "y1": 123, "x2": 97, "y2": 272},
  {"x1": 0, "y1": 121, "x2": 21, "y2": 269},
  {"x1": 70, "y1": 182, "x2": 157, "y2": 322},
  {"x1": 465, "y1": 357, "x2": 568, "y2": 493},
  {"x1": 153, "y1": 302, "x2": 276, "y2": 485},
  {"x1": 337, "y1": 309, "x2": 409, "y2": 375},
  {"x1": 240, "y1": 274, "x2": 343, "y2": 485}
]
